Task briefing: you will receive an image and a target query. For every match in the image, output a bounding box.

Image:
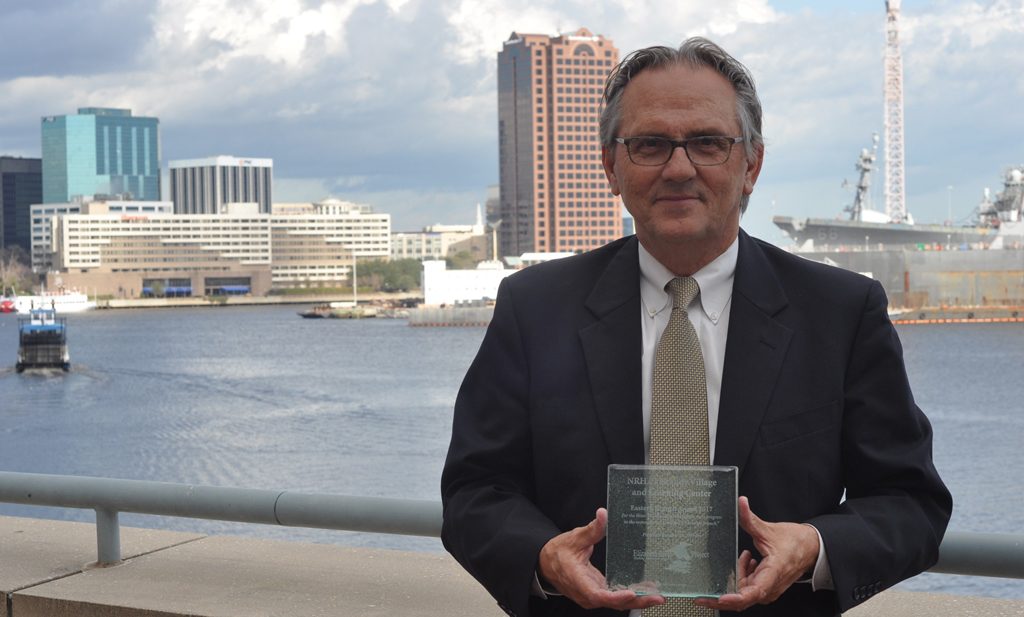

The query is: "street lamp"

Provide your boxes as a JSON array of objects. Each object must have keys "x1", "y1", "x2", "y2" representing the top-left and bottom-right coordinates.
[
  {"x1": 489, "y1": 219, "x2": 503, "y2": 262},
  {"x1": 946, "y1": 185, "x2": 953, "y2": 225},
  {"x1": 350, "y1": 248, "x2": 358, "y2": 306}
]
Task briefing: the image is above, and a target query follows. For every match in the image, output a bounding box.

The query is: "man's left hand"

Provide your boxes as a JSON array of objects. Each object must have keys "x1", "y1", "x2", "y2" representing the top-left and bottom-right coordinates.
[{"x1": 696, "y1": 496, "x2": 820, "y2": 612}]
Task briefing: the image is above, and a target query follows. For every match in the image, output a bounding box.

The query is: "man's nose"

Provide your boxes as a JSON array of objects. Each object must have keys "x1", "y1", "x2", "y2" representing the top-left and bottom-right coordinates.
[{"x1": 661, "y1": 145, "x2": 697, "y2": 180}]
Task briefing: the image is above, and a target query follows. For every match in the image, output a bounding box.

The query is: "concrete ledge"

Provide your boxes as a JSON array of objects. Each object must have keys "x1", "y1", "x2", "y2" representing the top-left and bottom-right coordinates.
[
  {"x1": 0, "y1": 516, "x2": 203, "y2": 617},
  {"x1": 847, "y1": 590, "x2": 1024, "y2": 616},
  {"x1": 4, "y1": 516, "x2": 1022, "y2": 617},
  {"x1": 9, "y1": 529, "x2": 502, "y2": 617}
]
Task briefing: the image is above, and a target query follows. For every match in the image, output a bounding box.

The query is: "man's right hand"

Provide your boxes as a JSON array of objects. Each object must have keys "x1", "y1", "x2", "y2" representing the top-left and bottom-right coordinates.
[{"x1": 538, "y1": 508, "x2": 665, "y2": 611}]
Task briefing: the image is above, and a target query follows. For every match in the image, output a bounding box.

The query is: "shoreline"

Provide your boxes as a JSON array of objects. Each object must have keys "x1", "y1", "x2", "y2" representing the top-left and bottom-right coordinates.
[
  {"x1": 890, "y1": 305, "x2": 1024, "y2": 325},
  {"x1": 91, "y1": 292, "x2": 420, "y2": 310}
]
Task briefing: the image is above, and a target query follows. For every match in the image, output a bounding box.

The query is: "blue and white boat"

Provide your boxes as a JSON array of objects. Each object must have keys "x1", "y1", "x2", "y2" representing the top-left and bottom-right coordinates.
[{"x1": 16, "y1": 307, "x2": 70, "y2": 372}]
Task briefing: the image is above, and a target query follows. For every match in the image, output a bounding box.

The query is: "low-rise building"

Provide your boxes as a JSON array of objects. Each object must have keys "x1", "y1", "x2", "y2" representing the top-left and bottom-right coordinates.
[
  {"x1": 271, "y1": 198, "x2": 390, "y2": 289},
  {"x1": 419, "y1": 251, "x2": 576, "y2": 306},
  {"x1": 421, "y1": 260, "x2": 511, "y2": 306},
  {"x1": 391, "y1": 206, "x2": 489, "y2": 261},
  {"x1": 31, "y1": 198, "x2": 173, "y2": 273},
  {"x1": 41, "y1": 199, "x2": 390, "y2": 297}
]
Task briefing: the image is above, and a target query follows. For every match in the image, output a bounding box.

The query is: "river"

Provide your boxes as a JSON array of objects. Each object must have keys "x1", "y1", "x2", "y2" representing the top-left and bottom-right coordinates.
[{"x1": 0, "y1": 306, "x2": 1021, "y2": 599}]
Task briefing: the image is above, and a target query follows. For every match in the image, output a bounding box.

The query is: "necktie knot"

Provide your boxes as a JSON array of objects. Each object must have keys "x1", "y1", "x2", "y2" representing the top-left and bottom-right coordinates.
[{"x1": 667, "y1": 276, "x2": 700, "y2": 310}]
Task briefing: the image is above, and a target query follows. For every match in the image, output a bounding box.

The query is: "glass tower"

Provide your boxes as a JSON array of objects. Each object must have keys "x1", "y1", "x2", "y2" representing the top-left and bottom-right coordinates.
[
  {"x1": 0, "y1": 156, "x2": 43, "y2": 253},
  {"x1": 41, "y1": 108, "x2": 160, "y2": 203}
]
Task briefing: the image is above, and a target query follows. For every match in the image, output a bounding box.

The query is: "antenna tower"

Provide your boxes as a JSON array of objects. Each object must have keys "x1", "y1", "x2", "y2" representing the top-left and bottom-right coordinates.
[{"x1": 884, "y1": 0, "x2": 906, "y2": 223}]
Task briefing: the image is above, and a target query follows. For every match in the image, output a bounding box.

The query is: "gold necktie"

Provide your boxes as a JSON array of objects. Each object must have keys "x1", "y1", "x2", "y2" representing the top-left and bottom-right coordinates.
[{"x1": 645, "y1": 276, "x2": 713, "y2": 617}]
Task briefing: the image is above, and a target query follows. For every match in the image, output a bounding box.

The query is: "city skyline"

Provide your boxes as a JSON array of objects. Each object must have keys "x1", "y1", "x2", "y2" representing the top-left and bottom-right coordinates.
[{"x1": 1, "y1": 0, "x2": 1022, "y2": 242}]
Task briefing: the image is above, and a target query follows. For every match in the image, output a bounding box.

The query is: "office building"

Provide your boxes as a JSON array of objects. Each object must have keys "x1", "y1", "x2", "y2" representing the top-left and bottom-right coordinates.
[
  {"x1": 1, "y1": 156, "x2": 43, "y2": 253},
  {"x1": 497, "y1": 28, "x2": 622, "y2": 256},
  {"x1": 270, "y1": 198, "x2": 390, "y2": 289},
  {"x1": 169, "y1": 156, "x2": 273, "y2": 214},
  {"x1": 391, "y1": 206, "x2": 488, "y2": 261},
  {"x1": 30, "y1": 198, "x2": 173, "y2": 273},
  {"x1": 41, "y1": 108, "x2": 160, "y2": 203},
  {"x1": 43, "y1": 200, "x2": 389, "y2": 296}
]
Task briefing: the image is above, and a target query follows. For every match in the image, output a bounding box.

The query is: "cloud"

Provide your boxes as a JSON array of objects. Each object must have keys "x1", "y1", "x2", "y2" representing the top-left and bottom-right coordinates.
[
  {"x1": 151, "y1": 0, "x2": 373, "y2": 69},
  {"x1": 1, "y1": 0, "x2": 1022, "y2": 238},
  {"x1": 0, "y1": 0, "x2": 157, "y2": 81},
  {"x1": 442, "y1": 0, "x2": 781, "y2": 65}
]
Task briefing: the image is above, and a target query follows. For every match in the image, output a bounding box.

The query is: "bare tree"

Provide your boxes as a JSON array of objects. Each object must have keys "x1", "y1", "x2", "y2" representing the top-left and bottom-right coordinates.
[{"x1": 0, "y1": 246, "x2": 36, "y2": 295}]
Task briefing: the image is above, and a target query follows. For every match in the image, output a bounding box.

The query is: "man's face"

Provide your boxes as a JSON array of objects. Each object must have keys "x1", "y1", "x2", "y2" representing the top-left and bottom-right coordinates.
[{"x1": 602, "y1": 64, "x2": 763, "y2": 260}]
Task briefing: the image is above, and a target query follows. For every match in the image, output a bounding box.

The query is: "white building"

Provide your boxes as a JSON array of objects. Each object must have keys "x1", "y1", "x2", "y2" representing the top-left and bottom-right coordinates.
[
  {"x1": 271, "y1": 198, "x2": 391, "y2": 288},
  {"x1": 43, "y1": 200, "x2": 390, "y2": 296},
  {"x1": 169, "y1": 156, "x2": 273, "y2": 214},
  {"x1": 391, "y1": 205, "x2": 488, "y2": 261},
  {"x1": 421, "y1": 260, "x2": 512, "y2": 306},
  {"x1": 30, "y1": 198, "x2": 173, "y2": 273}
]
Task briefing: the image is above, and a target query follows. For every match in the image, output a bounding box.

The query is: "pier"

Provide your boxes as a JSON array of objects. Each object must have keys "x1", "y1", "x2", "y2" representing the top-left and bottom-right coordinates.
[{"x1": 1, "y1": 472, "x2": 1021, "y2": 616}]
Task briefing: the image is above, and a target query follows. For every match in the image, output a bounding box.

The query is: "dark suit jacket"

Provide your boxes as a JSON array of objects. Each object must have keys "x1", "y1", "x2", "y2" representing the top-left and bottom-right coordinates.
[{"x1": 441, "y1": 231, "x2": 951, "y2": 617}]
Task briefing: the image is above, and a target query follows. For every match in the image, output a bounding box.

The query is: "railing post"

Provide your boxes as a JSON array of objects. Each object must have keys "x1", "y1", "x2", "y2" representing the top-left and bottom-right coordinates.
[{"x1": 95, "y1": 507, "x2": 122, "y2": 566}]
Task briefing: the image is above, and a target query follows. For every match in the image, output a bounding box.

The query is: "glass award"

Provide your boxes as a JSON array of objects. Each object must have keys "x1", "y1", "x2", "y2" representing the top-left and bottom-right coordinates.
[{"x1": 606, "y1": 464, "x2": 738, "y2": 598}]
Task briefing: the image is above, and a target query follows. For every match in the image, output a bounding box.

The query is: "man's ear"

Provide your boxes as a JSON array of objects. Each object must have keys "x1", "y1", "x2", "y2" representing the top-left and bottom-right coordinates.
[
  {"x1": 603, "y1": 145, "x2": 621, "y2": 196},
  {"x1": 743, "y1": 143, "x2": 764, "y2": 196}
]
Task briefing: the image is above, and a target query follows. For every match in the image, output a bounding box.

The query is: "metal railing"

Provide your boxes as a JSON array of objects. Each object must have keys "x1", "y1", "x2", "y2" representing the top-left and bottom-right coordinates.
[
  {"x1": 0, "y1": 471, "x2": 439, "y2": 565},
  {"x1": 1, "y1": 470, "x2": 1022, "y2": 580}
]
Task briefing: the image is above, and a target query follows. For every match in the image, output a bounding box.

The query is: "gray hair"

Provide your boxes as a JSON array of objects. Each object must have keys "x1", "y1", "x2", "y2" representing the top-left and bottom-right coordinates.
[{"x1": 600, "y1": 37, "x2": 764, "y2": 166}]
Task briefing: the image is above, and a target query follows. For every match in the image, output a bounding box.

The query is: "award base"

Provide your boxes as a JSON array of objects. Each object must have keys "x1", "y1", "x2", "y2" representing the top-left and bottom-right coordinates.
[{"x1": 606, "y1": 465, "x2": 738, "y2": 598}]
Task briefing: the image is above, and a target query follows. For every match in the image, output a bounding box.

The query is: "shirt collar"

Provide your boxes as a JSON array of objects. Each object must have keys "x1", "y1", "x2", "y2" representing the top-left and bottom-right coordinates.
[{"x1": 638, "y1": 236, "x2": 738, "y2": 325}]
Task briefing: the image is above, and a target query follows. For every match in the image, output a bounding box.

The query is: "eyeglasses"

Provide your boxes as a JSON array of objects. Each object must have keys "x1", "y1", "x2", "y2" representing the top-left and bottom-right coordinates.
[{"x1": 614, "y1": 135, "x2": 745, "y2": 167}]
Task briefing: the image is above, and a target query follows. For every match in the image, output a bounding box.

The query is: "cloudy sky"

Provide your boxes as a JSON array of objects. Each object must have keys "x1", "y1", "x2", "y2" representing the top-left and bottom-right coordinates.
[{"x1": 1, "y1": 0, "x2": 1022, "y2": 244}]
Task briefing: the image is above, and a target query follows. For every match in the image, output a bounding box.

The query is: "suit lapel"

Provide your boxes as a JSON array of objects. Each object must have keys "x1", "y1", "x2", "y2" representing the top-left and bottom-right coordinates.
[
  {"x1": 579, "y1": 237, "x2": 645, "y2": 465},
  {"x1": 715, "y1": 231, "x2": 793, "y2": 473}
]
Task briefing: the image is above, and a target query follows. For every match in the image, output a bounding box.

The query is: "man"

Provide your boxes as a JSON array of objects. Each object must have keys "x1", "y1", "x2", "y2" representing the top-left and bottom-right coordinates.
[{"x1": 441, "y1": 37, "x2": 951, "y2": 617}]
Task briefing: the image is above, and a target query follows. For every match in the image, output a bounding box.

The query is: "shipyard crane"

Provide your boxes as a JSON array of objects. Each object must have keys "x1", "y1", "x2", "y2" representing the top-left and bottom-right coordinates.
[{"x1": 884, "y1": 0, "x2": 907, "y2": 223}]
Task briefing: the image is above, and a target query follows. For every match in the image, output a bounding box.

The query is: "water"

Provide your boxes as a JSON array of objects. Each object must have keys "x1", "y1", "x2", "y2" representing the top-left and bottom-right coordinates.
[{"x1": 0, "y1": 306, "x2": 1021, "y2": 599}]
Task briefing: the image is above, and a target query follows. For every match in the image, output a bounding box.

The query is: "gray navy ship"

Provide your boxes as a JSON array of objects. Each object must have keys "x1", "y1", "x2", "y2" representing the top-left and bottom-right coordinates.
[{"x1": 773, "y1": 136, "x2": 1024, "y2": 252}]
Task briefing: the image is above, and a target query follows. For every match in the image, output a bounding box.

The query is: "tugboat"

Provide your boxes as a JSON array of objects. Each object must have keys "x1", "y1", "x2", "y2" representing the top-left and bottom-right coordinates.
[{"x1": 16, "y1": 306, "x2": 70, "y2": 372}]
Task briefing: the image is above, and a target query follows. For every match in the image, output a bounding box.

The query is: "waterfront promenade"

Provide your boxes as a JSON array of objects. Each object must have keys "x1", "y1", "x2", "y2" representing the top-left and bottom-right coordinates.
[{"x1": 3, "y1": 515, "x2": 1022, "y2": 616}]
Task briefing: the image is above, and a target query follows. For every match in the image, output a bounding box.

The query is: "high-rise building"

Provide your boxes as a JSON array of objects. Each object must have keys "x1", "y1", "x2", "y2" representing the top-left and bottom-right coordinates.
[
  {"x1": 41, "y1": 108, "x2": 160, "y2": 203},
  {"x1": 169, "y1": 156, "x2": 273, "y2": 215},
  {"x1": 0, "y1": 156, "x2": 43, "y2": 253},
  {"x1": 497, "y1": 28, "x2": 622, "y2": 256}
]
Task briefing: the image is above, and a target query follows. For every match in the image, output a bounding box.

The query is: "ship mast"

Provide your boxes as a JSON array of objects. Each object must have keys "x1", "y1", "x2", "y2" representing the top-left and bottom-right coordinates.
[
  {"x1": 884, "y1": 0, "x2": 907, "y2": 223},
  {"x1": 846, "y1": 134, "x2": 880, "y2": 221}
]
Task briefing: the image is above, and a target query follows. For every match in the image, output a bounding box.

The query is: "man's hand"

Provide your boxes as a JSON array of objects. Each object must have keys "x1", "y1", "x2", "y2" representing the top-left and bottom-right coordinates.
[
  {"x1": 697, "y1": 496, "x2": 820, "y2": 612},
  {"x1": 538, "y1": 508, "x2": 665, "y2": 611}
]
